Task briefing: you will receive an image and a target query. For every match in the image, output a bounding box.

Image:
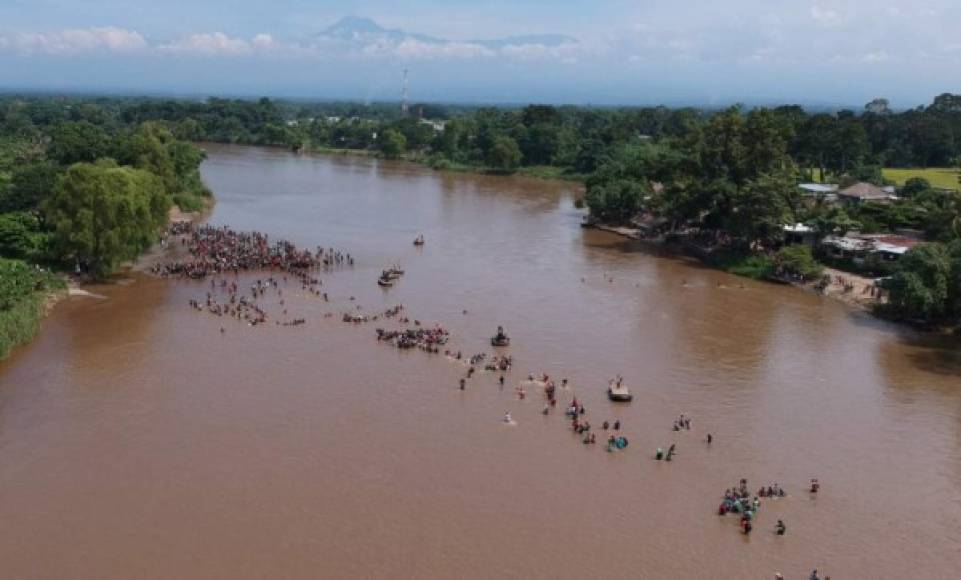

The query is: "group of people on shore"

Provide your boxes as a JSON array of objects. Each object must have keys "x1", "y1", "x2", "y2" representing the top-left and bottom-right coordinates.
[{"x1": 153, "y1": 224, "x2": 352, "y2": 279}]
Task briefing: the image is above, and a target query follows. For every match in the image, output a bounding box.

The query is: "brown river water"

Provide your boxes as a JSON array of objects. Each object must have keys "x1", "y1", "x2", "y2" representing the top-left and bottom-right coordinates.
[{"x1": 2, "y1": 144, "x2": 960, "y2": 579}]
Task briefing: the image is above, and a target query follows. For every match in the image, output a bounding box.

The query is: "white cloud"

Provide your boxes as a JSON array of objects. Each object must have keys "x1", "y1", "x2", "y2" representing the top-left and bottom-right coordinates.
[
  {"x1": 0, "y1": 21, "x2": 586, "y2": 63},
  {"x1": 810, "y1": 5, "x2": 846, "y2": 27},
  {"x1": 158, "y1": 32, "x2": 252, "y2": 56},
  {"x1": 0, "y1": 26, "x2": 147, "y2": 55},
  {"x1": 500, "y1": 42, "x2": 581, "y2": 63},
  {"x1": 360, "y1": 37, "x2": 494, "y2": 60},
  {"x1": 252, "y1": 34, "x2": 275, "y2": 50}
]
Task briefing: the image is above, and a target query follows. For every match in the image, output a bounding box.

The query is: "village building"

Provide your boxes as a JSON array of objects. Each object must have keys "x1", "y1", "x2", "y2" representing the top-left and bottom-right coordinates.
[
  {"x1": 820, "y1": 232, "x2": 921, "y2": 264},
  {"x1": 782, "y1": 223, "x2": 817, "y2": 247},
  {"x1": 837, "y1": 182, "x2": 899, "y2": 206},
  {"x1": 799, "y1": 183, "x2": 839, "y2": 206},
  {"x1": 419, "y1": 119, "x2": 446, "y2": 132}
]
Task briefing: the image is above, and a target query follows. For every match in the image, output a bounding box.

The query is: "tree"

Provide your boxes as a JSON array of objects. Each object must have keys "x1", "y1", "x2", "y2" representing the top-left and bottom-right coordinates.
[
  {"x1": 947, "y1": 239, "x2": 961, "y2": 319},
  {"x1": 380, "y1": 129, "x2": 406, "y2": 158},
  {"x1": 45, "y1": 160, "x2": 170, "y2": 277},
  {"x1": 0, "y1": 161, "x2": 60, "y2": 212},
  {"x1": 485, "y1": 135, "x2": 522, "y2": 172},
  {"x1": 0, "y1": 212, "x2": 48, "y2": 260},
  {"x1": 776, "y1": 244, "x2": 823, "y2": 279},
  {"x1": 47, "y1": 121, "x2": 110, "y2": 166},
  {"x1": 881, "y1": 243, "x2": 952, "y2": 322},
  {"x1": 743, "y1": 109, "x2": 789, "y2": 179},
  {"x1": 728, "y1": 169, "x2": 797, "y2": 249},
  {"x1": 864, "y1": 98, "x2": 891, "y2": 115},
  {"x1": 811, "y1": 206, "x2": 860, "y2": 238},
  {"x1": 901, "y1": 177, "x2": 932, "y2": 198},
  {"x1": 585, "y1": 179, "x2": 647, "y2": 224}
]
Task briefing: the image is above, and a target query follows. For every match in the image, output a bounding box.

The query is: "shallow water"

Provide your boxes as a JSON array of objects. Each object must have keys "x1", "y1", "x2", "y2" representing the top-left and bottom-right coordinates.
[{"x1": 1, "y1": 144, "x2": 960, "y2": 579}]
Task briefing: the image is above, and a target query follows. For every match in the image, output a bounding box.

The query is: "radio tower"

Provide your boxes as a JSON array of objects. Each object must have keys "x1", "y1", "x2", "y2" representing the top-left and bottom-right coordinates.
[{"x1": 401, "y1": 68, "x2": 410, "y2": 116}]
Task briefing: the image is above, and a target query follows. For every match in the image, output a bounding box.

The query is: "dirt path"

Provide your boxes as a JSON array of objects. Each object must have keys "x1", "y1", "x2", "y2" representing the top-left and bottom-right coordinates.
[{"x1": 814, "y1": 266, "x2": 885, "y2": 310}]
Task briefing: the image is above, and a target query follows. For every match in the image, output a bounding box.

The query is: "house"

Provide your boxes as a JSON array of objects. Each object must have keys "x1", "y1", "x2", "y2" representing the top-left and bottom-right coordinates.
[
  {"x1": 782, "y1": 223, "x2": 817, "y2": 247},
  {"x1": 837, "y1": 182, "x2": 898, "y2": 206},
  {"x1": 419, "y1": 119, "x2": 446, "y2": 132},
  {"x1": 799, "y1": 183, "x2": 839, "y2": 207},
  {"x1": 869, "y1": 234, "x2": 922, "y2": 261},
  {"x1": 820, "y1": 233, "x2": 921, "y2": 264}
]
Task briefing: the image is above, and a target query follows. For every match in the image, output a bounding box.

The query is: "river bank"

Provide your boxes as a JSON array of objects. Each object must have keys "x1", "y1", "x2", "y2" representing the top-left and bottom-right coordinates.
[
  {"x1": 582, "y1": 222, "x2": 884, "y2": 313},
  {"x1": 0, "y1": 260, "x2": 66, "y2": 360},
  {"x1": 0, "y1": 203, "x2": 209, "y2": 362},
  {"x1": 204, "y1": 141, "x2": 588, "y2": 185}
]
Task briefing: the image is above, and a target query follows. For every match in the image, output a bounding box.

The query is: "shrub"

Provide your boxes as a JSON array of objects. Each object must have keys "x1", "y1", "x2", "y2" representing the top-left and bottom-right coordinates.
[
  {"x1": 172, "y1": 193, "x2": 205, "y2": 213},
  {"x1": 0, "y1": 258, "x2": 64, "y2": 359},
  {"x1": 776, "y1": 244, "x2": 823, "y2": 279},
  {"x1": 727, "y1": 255, "x2": 775, "y2": 280}
]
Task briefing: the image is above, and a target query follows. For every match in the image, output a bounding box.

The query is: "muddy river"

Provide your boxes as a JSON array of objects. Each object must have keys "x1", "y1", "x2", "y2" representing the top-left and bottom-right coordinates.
[{"x1": 1, "y1": 144, "x2": 959, "y2": 579}]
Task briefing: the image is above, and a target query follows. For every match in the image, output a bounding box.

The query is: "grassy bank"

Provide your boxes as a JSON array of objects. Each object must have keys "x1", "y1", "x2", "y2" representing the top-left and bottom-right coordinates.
[
  {"x1": 423, "y1": 157, "x2": 584, "y2": 182},
  {"x1": 0, "y1": 258, "x2": 66, "y2": 360},
  {"x1": 882, "y1": 167, "x2": 961, "y2": 191}
]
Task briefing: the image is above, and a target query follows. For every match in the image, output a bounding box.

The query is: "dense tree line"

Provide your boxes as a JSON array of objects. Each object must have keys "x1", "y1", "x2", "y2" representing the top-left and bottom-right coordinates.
[
  {"x1": 6, "y1": 93, "x2": 961, "y2": 174},
  {"x1": 0, "y1": 100, "x2": 208, "y2": 278},
  {"x1": 3, "y1": 93, "x2": 961, "y2": 325}
]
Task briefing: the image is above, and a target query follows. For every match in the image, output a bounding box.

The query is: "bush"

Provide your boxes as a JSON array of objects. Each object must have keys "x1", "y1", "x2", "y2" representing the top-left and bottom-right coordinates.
[
  {"x1": 726, "y1": 255, "x2": 775, "y2": 279},
  {"x1": 776, "y1": 244, "x2": 823, "y2": 279},
  {"x1": 0, "y1": 211, "x2": 50, "y2": 261},
  {"x1": 879, "y1": 243, "x2": 952, "y2": 322},
  {"x1": 428, "y1": 156, "x2": 453, "y2": 171},
  {"x1": 0, "y1": 258, "x2": 64, "y2": 359},
  {"x1": 172, "y1": 193, "x2": 205, "y2": 213}
]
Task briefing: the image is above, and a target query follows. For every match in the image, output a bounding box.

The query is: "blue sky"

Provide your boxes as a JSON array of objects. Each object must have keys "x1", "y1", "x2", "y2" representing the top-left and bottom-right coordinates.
[{"x1": 1, "y1": 0, "x2": 960, "y2": 107}]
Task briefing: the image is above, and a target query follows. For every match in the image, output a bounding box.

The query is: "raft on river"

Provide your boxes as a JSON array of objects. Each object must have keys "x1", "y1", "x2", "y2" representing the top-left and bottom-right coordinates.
[
  {"x1": 607, "y1": 383, "x2": 633, "y2": 402},
  {"x1": 491, "y1": 325, "x2": 510, "y2": 347}
]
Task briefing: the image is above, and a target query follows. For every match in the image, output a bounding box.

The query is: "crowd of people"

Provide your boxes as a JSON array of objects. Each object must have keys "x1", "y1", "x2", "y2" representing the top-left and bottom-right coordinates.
[
  {"x1": 165, "y1": 221, "x2": 828, "y2": 577},
  {"x1": 375, "y1": 326, "x2": 450, "y2": 352},
  {"x1": 153, "y1": 224, "x2": 352, "y2": 279},
  {"x1": 717, "y1": 477, "x2": 810, "y2": 538}
]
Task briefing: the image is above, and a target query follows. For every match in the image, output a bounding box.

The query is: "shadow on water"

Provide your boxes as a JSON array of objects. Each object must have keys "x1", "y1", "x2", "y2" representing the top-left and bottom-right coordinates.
[
  {"x1": 588, "y1": 231, "x2": 961, "y2": 379},
  {"x1": 902, "y1": 336, "x2": 961, "y2": 378},
  {"x1": 843, "y1": 307, "x2": 961, "y2": 378}
]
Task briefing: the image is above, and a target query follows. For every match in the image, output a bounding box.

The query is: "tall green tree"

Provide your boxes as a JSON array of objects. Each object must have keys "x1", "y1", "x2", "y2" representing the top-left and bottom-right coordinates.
[
  {"x1": 485, "y1": 135, "x2": 522, "y2": 173},
  {"x1": 47, "y1": 121, "x2": 110, "y2": 166},
  {"x1": 882, "y1": 243, "x2": 953, "y2": 322},
  {"x1": 46, "y1": 160, "x2": 170, "y2": 277},
  {"x1": 380, "y1": 129, "x2": 407, "y2": 158}
]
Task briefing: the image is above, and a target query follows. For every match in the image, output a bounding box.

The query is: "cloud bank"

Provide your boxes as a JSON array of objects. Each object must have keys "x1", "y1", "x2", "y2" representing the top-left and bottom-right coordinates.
[{"x1": 0, "y1": 18, "x2": 583, "y2": 62}]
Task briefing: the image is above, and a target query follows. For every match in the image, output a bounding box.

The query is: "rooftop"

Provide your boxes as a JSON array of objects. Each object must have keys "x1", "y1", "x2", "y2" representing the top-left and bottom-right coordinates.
[
  {"x1": 799, "y1": 183, "x2": 839, "y2": 194},
  {"x1": 838, "y1": 182, "x2": 897, "y2": 201}
]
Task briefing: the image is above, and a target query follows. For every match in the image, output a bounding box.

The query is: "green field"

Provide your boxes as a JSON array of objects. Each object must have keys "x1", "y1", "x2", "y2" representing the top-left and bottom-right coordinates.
[{"x1": 883, "y1": 168, "x2": 961, "y2": 191}]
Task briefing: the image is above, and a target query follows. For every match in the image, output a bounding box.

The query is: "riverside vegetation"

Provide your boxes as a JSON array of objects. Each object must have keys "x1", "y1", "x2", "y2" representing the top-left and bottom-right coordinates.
[
  {"x1": 3, "y1": 93, "x2": 961, "y2": 355},
  {"x1": 0, "y1": 102, "x2": 209, "y2": 358}
]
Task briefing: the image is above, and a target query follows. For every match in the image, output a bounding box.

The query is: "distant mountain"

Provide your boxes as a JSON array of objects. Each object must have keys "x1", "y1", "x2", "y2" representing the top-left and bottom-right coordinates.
[
  {"x1": 322, "y1": 16, "x2": 443, "y2": 45},
  {"x1": 320, "y1": 16, "x2": 576, "y2": 48}
]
